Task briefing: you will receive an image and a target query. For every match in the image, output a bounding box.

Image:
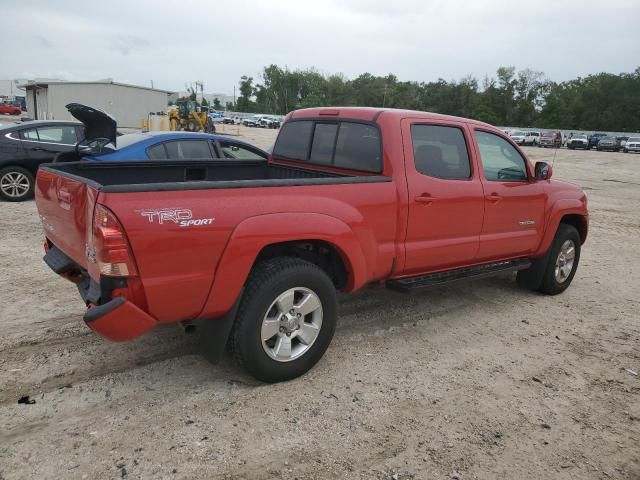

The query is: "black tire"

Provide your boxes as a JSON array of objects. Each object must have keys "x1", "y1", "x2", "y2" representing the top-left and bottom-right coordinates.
[
  {"x1": 229, "y1": 257, "x2": 337, "y2": 383},
  {"x1": 536, "y1": 224, "x2": 581, "y2": 295},
  {"x1": 0, "y1": 166, "x2": 34, "y2": 202},
  {"x1": 186, "y1": 119, "x2": 199, "y2": 132}
]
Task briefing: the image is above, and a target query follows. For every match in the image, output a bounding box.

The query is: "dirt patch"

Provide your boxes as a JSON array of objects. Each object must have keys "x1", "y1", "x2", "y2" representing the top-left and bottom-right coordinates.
[{"x1": 0, "y1": 135, "x2": 638, "y2": 479}]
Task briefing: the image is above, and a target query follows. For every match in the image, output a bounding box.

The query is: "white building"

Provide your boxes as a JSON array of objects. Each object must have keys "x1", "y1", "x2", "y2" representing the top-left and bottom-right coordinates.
[{"x1": 20, "y1": 80, "x2": 173, "y2": 128}]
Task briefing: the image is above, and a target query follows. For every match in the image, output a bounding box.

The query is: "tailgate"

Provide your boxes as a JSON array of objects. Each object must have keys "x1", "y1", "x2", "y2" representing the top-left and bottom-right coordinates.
[{"x1": 35, "y1": 166, "x2": 98, "y2": 269}]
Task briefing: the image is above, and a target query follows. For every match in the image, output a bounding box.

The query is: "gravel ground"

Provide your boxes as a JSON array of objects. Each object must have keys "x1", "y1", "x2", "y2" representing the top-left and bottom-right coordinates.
[{"x1": 0, "y1": 129, "x2": 638, "y2": 479}]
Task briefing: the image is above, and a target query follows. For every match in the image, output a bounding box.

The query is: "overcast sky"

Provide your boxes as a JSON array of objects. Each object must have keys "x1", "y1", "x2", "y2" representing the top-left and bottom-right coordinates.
[{"x1": 3, "y1": 0, "x2": 639, "y2": 94}]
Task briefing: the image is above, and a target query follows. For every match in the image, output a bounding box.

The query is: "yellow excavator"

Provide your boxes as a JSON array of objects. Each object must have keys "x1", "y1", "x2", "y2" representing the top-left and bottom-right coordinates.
[{"x1": 168, "y1": 100, "x2": 215, "y2": 133}]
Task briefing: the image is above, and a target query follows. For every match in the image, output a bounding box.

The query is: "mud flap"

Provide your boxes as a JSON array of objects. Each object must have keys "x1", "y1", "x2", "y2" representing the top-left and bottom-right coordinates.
[
  {"x1": 197, "y1": 291, "x2": 243, "y2": 364},
  {"x1": 517, "y1": 247, "x2": 552, "y2": 290}
]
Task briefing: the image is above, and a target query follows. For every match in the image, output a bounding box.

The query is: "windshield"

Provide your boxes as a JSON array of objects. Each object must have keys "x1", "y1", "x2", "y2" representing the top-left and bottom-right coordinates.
[
  {"x1": 573, "y1": 135, "x2": 588, "y2": 140},
  {"x1": 541, "y1": 132, "x2": 555, "y2": 137},
  {"x1": 628, "y1": 137, "x2": 640, "y2": 142},
  {"x1": 601, "y1": 136, "x2": 615, "y2": 141},
  {"x1": 510, "y1": 131, "x2": 526, "y2": 136}
]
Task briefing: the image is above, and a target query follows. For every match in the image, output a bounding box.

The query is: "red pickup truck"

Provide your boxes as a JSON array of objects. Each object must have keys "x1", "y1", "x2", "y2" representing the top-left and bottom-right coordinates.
[{"x1": 35, "y1": 107, "x2": 588, "y2": 382}]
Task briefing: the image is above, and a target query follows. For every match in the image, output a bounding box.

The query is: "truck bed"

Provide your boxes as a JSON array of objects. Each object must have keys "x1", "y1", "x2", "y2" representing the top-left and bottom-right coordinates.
[{"x1": 41, "y1": 159, "x2": 389, "y2": 193}]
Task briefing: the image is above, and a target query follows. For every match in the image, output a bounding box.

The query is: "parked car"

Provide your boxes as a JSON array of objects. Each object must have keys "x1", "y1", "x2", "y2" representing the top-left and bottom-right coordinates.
[
  {"x1": 510, "y1": 130, "x2": 539, "y2": 146},
  {"x1": 242, "y1": 116, "x2": 262, "y2": 127},
  {"x1": 567, "y1": 135, "x2": 589, "y2": 150},
  {"x1": 0, "y1": 103, "x2": 22, "y2": 115},
  {"x1": 539, "y1": 131, "x2": 562, "y2": 148},
  {"x1": 623, "y1": 137, "x2": 640, "y2": 153},
  {"x1": 56, "y1": 103, "x2": 268, "y2": 163},
  {"x1": 0, "y1": 120, "x2": 84, "y2": 201},
  {"x1": 616, "y1": 136, "x2": 629, "y2": 150},
  {"x1": 596, "y1": 136, "x2": 619, "y2": 152},
  {"x1": 508, "y1": 130, "x2": 528, "y2": 145},
  {"x1": 36, "y1": 107, "x2": 589, "y2": 382},
  {"x1": 524, "y1": 131, "x2": 540, "y2": 146},
  {"x1": 588, "y1": 133, "x2": 607, "y2": 149},
  {"x1": 258, "y1": 116, "x2": 281, "y2": 129}
]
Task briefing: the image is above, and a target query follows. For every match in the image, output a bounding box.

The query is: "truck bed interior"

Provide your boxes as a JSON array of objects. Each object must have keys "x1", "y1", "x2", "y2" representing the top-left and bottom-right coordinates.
[{"x1": 41, "y1": 159, "x2": 390, "y2": 193}]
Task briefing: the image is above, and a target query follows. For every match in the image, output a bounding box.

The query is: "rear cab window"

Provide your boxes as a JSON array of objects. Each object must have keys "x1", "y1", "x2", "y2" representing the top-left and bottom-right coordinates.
[
  {"x1": 411, "y1": 124, "x2": 471, "y2": 180},
  {"x1": 273, "y1": 120, "x2": 382, "y2": 173}
]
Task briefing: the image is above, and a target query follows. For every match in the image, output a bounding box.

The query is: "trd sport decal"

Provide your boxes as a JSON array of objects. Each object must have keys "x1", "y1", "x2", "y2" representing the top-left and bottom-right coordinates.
[{"x1": 138, "y1": 208, "x2": 214, "y2": 227}]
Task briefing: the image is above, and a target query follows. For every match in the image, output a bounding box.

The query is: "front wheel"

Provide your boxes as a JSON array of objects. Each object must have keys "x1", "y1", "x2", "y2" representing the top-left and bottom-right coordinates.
[
  {"x1": 0, "y1": 166, "x2": 34, "y2": 202},
  {"x1": 538, "y1": 224, "x2": 581, "y2": 295},
  {"x1": 229, "y1": 257, "x2": 337, "y2": 382}
]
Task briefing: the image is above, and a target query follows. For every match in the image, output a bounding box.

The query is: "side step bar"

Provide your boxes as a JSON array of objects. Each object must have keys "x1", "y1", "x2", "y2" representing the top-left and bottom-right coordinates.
[{"x1": 386, "y1": 258, "x2": 532, "y2": 293}]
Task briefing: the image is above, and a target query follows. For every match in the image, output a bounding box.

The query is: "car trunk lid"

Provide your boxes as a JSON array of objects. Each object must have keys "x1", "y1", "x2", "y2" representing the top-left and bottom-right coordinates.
[{"x1": 66, "y1": 103, "x2": 117, "y2": 144}]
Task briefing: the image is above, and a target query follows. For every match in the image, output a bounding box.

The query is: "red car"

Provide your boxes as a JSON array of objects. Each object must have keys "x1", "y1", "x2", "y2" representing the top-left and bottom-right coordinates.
[
  {"x1": 35, "y1": 107, "x2": 589, "y2": 382},
  {"x1": 0, "y1": 103, "x2": 22, "y2": 115}
]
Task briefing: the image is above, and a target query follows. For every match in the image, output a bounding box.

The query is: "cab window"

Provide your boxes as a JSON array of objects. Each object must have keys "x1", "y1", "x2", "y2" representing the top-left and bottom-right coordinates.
[
  {"x1": 411, "y1": 124, "x2": 471, "y2": 180},
  {"x1": 475, "y1": 131, "x2": 528, "y2": 182},
  {"x1": 273, "y1": 120, "x2": 382, "y2": 173}
]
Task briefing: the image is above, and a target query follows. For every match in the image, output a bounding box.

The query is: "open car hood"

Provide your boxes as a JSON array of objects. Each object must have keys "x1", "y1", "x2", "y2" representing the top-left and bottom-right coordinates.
[{"x1": 66, "y1": 103, "x2": 117, "y2": 144}]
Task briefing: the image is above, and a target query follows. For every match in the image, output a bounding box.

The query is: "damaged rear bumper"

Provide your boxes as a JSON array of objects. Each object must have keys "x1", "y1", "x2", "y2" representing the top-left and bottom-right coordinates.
[
  {"x1": 43, "y1": 243, "x2": 157, "y2": 341},
  {"x1": 84, "y1": 297, "x2": 157, "y2": 341}
]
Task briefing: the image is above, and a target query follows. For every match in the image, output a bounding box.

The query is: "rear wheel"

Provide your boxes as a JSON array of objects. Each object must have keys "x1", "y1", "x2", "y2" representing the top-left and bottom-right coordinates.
[
  {"x1": 229, "y1": 257, "x2": 337, "y2": 382},
  {"x1": 0, "y1": 166, "x2": 34, "y2": 202}
]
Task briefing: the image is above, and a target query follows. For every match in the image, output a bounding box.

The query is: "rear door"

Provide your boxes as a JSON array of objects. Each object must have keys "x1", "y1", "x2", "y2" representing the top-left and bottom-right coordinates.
[
  {"x1": 473, "y1": 129, "x2": 545, "y2": 260},
  {"x1": 21, "y1": 125, "x2": 79, "y2": 163},
  {"x1": 401, "y1": 119, "x2": 484, "y2": 274}
]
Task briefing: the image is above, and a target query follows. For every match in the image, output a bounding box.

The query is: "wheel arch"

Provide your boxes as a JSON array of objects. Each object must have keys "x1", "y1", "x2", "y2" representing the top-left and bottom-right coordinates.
[
  {"x1": 559, "y1": 213, "x2": 588, "y2": 244},
  {"x1": 197, "y1": 212, "x2": 369, "y2": 319},
  {"x1": 536, "y1": 199, "x2": 589, "y2": 257}
]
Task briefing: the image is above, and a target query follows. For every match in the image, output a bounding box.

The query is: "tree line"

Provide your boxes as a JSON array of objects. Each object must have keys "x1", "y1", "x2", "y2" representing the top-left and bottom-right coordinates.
[{"x1": 231, "y1": 65, "x2": 640, "y2": 131}]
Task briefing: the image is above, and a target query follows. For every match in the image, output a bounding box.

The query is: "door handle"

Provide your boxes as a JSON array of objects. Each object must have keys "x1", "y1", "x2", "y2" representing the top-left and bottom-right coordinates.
[
  {"x1": 415, "y1": 195, "x2": 436, "y2": 205},
  {"x1": 485, "y1": 193, "x2": 501, "y2": 202}
]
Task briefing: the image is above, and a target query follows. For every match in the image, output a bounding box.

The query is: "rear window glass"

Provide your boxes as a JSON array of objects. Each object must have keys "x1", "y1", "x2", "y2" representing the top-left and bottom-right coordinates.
[
  {"x1": 411, "y1": 125, "x2": 471, "y2": 180},
  {"x1": 274, "y1": 120, "x2": 382, "y2": 173},
  {"x1": 147, "y1": 144, "x2": 167, "y2": 159},
  {"x1": 273, "y1": 121, "x2": 313, "y2": 161},
  {"x1": 165, "y1": 140, "x2": 213, "y2": 160},
  {"x1": 309, "y1": 123, "x2": 338, "y2": 165}
]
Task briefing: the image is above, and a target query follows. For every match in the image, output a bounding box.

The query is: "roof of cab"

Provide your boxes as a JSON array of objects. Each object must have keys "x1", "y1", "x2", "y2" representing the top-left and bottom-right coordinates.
[{"x1": 289, "y1": 107, "x2": 495, "y2": 129}]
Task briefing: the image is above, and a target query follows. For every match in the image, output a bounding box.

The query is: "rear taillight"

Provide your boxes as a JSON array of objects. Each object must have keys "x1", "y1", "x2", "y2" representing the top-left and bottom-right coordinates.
[{"x1": 93, "y1": 204, "x2": 138, "y2": 277}]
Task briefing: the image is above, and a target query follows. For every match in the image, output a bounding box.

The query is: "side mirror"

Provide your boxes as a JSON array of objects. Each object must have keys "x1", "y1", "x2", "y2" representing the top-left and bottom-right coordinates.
[{"x1": 535, "y1": 161, "x2": 553, "y2": 180}]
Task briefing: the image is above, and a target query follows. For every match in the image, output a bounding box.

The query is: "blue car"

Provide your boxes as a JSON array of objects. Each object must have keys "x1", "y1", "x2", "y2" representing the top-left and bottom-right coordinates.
[
  {"x1": 85, "y1": 131, "x2": 268, "y2": 162},
  {"x1": 59, "y1": 103, "x2": 268, "y2": 162}
]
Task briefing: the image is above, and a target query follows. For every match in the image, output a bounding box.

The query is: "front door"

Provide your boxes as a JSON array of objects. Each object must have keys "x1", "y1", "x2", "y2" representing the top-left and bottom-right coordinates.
[
  {"x1": 401, "y1": 119, "x2": 484, "y2": 275},
  {"x1": 473, "y1": 129, "x2": 546, "y2": 261}
]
